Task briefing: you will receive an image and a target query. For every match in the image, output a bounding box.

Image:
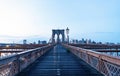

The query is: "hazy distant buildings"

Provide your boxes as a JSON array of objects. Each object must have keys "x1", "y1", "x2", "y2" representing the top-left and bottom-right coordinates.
[
  {"x1": 81, "y1": 38, "x2": 85, "y2": 43},
  {"x1": 38, "y1": 40, "x2": 41, "y2": 44},
  {"x1": 23, "y1": 39, "x2": 47, "y2": 44},
  {"x1": 41, "y1": 41, "x2": 47, "y2": 44},
  {"x1": 37, "y1": 40, "x2": 47, "y2": 44},
  {"x1": 23, "y1": 39, "x2": 27, "y2": 44},
  {"x1": 33, "y1": 42, "x2": 36, "y2": 44},
  {"x1": 70, "y1": 38, "x2": 99, "y2": 44}
]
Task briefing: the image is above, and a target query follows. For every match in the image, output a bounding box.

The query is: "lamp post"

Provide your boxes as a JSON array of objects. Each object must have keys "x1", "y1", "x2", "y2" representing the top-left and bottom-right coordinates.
[{"x1": 66, "y1": 27, "x2": 69, "y2": 43}]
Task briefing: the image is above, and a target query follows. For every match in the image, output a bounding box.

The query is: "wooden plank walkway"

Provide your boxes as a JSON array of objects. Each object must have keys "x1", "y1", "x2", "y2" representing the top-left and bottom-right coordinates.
[{"x1": 17, "y1": 44, "x2": 104, "y2": 76}]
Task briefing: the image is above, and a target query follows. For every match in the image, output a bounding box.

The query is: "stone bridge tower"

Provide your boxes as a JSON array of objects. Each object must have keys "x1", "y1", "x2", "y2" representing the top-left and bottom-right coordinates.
[{"x1": 52, "y1": 29, "x2": 65, "y2": 43}]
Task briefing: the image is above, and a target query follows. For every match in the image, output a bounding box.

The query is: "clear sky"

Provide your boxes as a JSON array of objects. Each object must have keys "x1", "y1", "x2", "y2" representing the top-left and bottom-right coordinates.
[{"x1": 0, "y1": 0, "x2": 120, "y2": 43}]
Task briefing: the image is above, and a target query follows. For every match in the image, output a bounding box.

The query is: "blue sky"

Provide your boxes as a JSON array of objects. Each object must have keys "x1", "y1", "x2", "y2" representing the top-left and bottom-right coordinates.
[{"x1": 0, "y1": 0, "x2": 120, "y2": 43}]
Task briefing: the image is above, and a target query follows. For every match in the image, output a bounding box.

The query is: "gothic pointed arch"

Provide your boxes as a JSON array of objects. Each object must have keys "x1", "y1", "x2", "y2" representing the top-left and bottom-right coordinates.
[{"x1": 52, "y1": 29, "x2": 65, "y2": 43}]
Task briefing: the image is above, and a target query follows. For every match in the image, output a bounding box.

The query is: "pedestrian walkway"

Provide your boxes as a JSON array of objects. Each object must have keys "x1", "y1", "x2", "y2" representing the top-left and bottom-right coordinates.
[{"x1": 17, "y1": 44, "x2": 103, "y2": 76}]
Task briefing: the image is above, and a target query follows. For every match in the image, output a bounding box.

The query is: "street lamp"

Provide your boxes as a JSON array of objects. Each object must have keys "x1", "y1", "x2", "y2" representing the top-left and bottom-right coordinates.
[{"x1": 66, "y1": 27, "x2": 69, "y2": 43}]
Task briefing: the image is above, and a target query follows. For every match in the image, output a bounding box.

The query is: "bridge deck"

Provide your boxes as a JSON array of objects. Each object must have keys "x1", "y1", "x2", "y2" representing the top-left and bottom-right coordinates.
[{"x1": 17, "y1": 44, "x2": 103, "y2": 76}]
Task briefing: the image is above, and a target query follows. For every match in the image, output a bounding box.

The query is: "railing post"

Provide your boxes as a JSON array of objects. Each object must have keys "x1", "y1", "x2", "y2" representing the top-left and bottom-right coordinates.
[
  {"x1": 17, "y1": 55, "x2": 21, "y2": 73},
  {"x1": 98, "y1": 55, "x2": 102, "y2": 72},
  {"x1": 0, "y1": 52, "x2": 1, "y2": 56},
  {"x1": 87, "y1": 52, "x2": 91, "y2": 64}
]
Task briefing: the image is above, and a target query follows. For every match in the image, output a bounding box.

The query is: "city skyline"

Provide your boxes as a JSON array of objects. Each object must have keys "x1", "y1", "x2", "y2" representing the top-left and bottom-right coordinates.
[{"x1": 0, "y1": 0, "x2": 120, "y2": 43}]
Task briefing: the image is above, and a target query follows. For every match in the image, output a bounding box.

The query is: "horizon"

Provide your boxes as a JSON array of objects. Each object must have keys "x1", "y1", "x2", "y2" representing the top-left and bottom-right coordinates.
[{"x1": 0, "y1": 0, "x2": 120, "y2": 43}]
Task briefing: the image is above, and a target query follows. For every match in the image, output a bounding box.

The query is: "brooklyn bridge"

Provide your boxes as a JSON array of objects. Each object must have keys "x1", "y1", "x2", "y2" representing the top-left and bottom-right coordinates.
[{"x1": 0, "y1": 29, "x2": 120, "y2": 76}]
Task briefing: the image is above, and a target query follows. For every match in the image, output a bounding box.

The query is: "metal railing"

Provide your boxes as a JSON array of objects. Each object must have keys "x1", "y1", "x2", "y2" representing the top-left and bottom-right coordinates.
[
  {"x1": 0, "y1": 44, "x2": 54, "y2": 76},
  {"x1": 63, "y1": 44, "x2": 120, "y2": 76}
]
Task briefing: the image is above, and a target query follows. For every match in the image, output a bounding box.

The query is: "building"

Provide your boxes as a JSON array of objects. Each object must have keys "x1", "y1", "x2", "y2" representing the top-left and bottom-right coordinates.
[{"x1": 23, "y1": 39, "x2": 27, "y2": 44}]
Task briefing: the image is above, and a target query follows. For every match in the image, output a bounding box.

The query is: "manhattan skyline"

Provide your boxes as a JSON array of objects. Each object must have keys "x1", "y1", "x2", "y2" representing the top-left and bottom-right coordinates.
[{"x1": 0, "y1": 0, "x2": 120, "y2": 43}]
